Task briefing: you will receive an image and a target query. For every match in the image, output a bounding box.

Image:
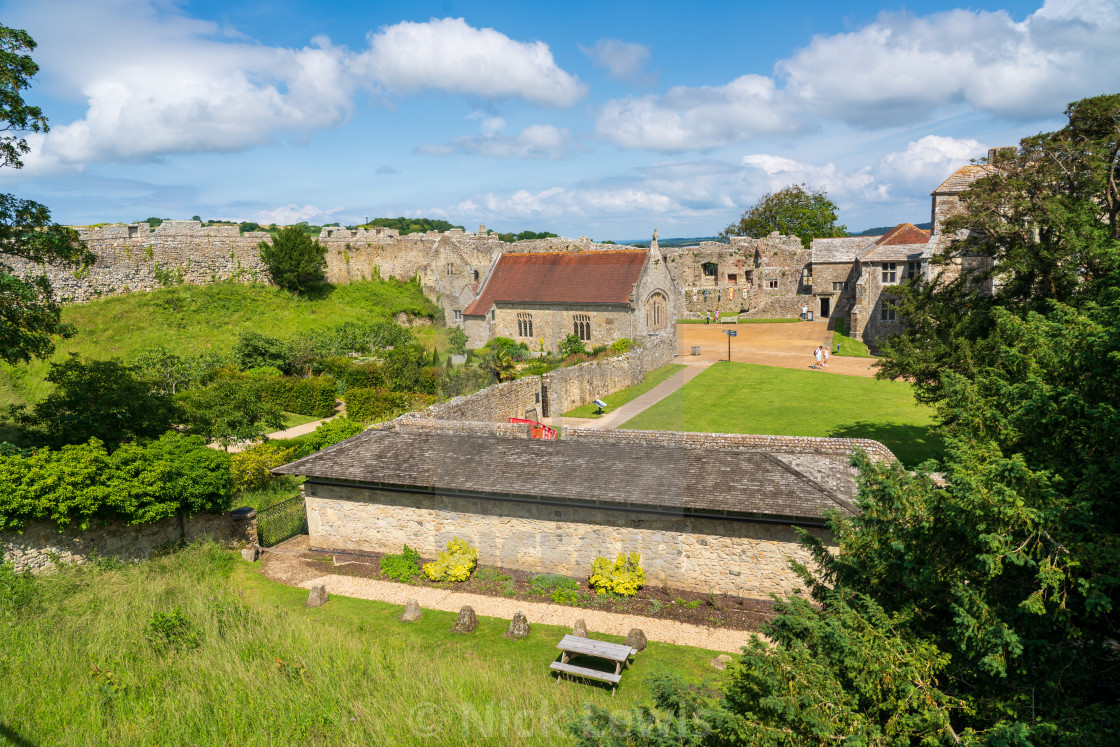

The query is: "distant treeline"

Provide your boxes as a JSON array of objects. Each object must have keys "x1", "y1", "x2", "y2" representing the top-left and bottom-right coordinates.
[{"x1": 619, "y1": 236, "x2": 720, "y2": 248}]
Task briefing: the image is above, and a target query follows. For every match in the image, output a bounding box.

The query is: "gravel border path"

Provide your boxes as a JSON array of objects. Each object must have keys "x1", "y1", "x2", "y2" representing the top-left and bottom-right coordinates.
[{"x1": 293, "y1": 569, "x2": 760, "y2": 653}]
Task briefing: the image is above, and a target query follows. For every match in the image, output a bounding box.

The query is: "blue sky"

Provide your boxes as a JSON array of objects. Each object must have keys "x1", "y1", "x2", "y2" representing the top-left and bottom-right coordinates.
[{"x1": 2, "y1": 0, "x2": 1117, "y2": 240}]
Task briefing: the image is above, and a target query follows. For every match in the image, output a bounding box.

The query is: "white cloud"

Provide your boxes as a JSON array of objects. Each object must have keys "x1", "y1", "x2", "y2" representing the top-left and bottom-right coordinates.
[
  {"x1": 416, "y1": 124, "x2": 580, "y2": 159},
  {"x1": 580, "y1": 39, "x2": 651, "y2": 81},
  {"x1": 9, "y1": 2, "x2": 585, "y2": 169},
  {"x1": 877, "y1": 135, "x2": 985, "y2": 188},
  {"x1": 247, "y1": 204, "x2": 341, "y2": 225},
  {"x1": 596, "y1": 75, "x2": 800, "y2": 151},
  {"x1": 596, "y1": 0, "x2": 1120, "y2": 151},
  {"x1": 359, "y1": 17, "x2": 585, "y2": 107}
]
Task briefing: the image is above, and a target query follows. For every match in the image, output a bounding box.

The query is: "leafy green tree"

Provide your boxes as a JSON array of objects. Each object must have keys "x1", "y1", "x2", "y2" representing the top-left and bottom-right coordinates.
[
  {"x1": 14, "y1": 355, "x2": 179, "y2": 449},
  {"x1": 0, "y1": 26, "x2": 94, "y2": 365},
  {"x1": 484, "y1": 347, "x2": 518, "y2": 383},
  {"x1": 447, "y1": 326, "x2": 468, "y2": 355},
  {"x1": 257, "y1": 225, "x2": 327, "y2": 292},
  {"x1": 178, "y1": 377, "x2": 284, "y2": 450},
  {"x1": 233, "y1": 330, "x2": 290, "y2": 373},
  {"x1": 133, "y1": 346, "x2": 226, "y2": 394},
  {"x1": 720, "y1": 183, "x2": 847, "y2": 249}
]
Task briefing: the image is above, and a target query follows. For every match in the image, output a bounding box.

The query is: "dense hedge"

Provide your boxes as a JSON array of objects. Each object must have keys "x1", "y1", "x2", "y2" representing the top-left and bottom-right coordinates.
[
  {"x1": 0, "y1": 433, "x2": 234, "y2": 531},
  {"x1": 259, "y1": 376, "x2": 337, "y2": 417},
  {"x1": 342, "y1": 388, "x2": 409, "y2": 422}
]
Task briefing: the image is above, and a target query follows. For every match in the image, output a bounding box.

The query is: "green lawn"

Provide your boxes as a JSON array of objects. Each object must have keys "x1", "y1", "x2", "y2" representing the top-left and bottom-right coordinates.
[
  {"x1": 831, "y1": 318, "x2": 873, "y2": 357},
  {"x1": 0, "y1": 279, "x2": 439, "y2": 410},
  {"x1": 621, "y1": 362, "x2": 942, "y2": 467},
  {"x1": 280, "y1": 411, "x2": 323, "y2": 429},
  {"x1": 0, "y1": 543, "x2": 730, "y2": 746},
  {"x1": 563, "y1": 364, "x2": 686, "y2": 418}
]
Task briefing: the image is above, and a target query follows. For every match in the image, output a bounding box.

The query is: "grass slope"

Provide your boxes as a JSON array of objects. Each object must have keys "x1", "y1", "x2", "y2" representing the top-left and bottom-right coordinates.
[
  {"x1": 0, "y1": 544, "x2": 728, "y2": 746},
  {"x1": 563, "y1": 364, "x2": 685, "y2": 418},
  {"x1": 831, "y1": 318, "x2": 873, "y2": 358},
  {"x1": 0, "y1": 279, "x2": 439, "y2": 409},
  {"x1": 621, "y1": 362, "x2": 942, "y2": 467}
]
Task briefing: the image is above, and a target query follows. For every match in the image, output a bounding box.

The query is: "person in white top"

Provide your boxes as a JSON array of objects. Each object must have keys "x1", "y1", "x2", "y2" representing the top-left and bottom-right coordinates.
[
  {"x1": 813, "y1": 346, "x2": 823, "y2": 369},
  {"x1": 822, "y1": 346, "x2": 831, "y2": 367}
]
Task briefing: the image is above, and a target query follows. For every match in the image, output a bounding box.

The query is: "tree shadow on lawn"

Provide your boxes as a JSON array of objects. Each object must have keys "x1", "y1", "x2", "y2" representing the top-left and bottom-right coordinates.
[{"x1": 827, "y1": 421, "x2": 944, "y2": 469}]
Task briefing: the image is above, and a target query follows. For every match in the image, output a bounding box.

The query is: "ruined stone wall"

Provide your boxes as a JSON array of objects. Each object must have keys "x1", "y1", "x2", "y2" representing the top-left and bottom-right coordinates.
[
  {"x1": 665, "y1": 235, "x2": 810, "y2": 319},
  {"x1": 0, "y1": 510, "x2": 257, "y2": 575},
  {"x1": 808, "y1": 262, "x2": 859, "y2": 324},
  {"x1": 398, "y1": 376, "x2": 545, "y2": 424},
  {"x1": 304, "y1": 481, "x2": 830, "y2": 598}
]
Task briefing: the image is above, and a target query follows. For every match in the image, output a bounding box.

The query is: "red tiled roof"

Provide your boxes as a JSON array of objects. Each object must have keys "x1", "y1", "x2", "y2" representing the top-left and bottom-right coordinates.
[
  {"x1": 463, "y1": 250, "x2": 646, "y2": 316},
  {"x1": 874, "y1": 223, "x2": 931, "y2": 246}
]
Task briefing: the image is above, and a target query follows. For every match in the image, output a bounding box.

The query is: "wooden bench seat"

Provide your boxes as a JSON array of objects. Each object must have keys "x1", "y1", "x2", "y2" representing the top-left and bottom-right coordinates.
[{"x1": 550, "y1": 661, "x2": 622, "y2": 685}]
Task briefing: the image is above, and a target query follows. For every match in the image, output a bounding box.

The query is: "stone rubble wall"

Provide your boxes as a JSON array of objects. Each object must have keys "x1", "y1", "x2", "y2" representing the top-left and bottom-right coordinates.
[
  {"x1": 304, "y1": 481, "x2": 829, "y2": 598},
  {"x1": 392, "y1": 332, "x2": 676, "y2": 425},
  {"x1": 0, "y1": 221, "x2": 619, "y2": 304},
  {"x1": 1, "y1": 510, "x2": 257, "y2": 575}
]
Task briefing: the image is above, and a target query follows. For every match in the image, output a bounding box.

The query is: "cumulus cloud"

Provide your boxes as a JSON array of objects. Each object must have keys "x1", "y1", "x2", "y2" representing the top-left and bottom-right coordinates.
[
  {"x1": 579, "y1": 39, "x2": 652, "y2": 81},
  {"x1": 247, "y1": 204, "x2": 342, "y2": 225},
  {"x1": 10, "y1": 2, "x2": 585, "y2": 169},
  {"x1": 359, "y1": 17, "x2": 585, "y2": 106},
  {"x1": 415, "y1": 124, "x2": 581, "y2": 159},
  {"x1": 877, "y1": 135, "x2": 985, "y2": 188},
  {"x1": 597, "y1": 0, "x2": 1120, "y2": 150},
  {"x1": 595, "y1": 75, "x2": 800, "y2": 151}
]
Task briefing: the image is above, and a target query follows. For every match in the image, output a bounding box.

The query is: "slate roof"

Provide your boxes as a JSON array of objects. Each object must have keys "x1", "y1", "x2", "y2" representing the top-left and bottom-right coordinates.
[
  {"x1": 932, "y1": 164, "x2": 995, "y2": 194},
  {"x1": 462, "y1": 250, "x2": 646, "y2": 316},
  {"x1": 811, "y1": 236, "x2": 879, "y2": 264},
  {"x1": 273, "y1": 429, "x2": 858, "y2": 522}
]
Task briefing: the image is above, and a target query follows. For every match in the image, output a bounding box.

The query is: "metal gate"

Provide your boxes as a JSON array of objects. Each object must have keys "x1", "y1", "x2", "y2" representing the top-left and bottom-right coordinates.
[{"x1": 256, "y1": 496, "x2": 308, "y2": 547}]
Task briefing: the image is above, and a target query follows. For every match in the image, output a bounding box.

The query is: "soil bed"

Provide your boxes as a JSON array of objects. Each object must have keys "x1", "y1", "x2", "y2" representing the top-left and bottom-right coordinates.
[{"x1": 304, "y1": 547, "x2": 776, "y2": 632}]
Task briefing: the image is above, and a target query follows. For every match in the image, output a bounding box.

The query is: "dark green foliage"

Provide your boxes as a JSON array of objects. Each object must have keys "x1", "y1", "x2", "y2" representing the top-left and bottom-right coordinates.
[
  {"x1": 299, "y1": 416, "x2": 363, "y2": 452},
  {"x1": 258, "y1": 225, "x2": 328, "y2": 292},
  {"x1": 365, "y1": 216, "x2": 463, "y2": 235},
  {"x1": 0, "y1": 26, "x2": 95, "y2": 365},
  {"x1": 382, "y1": 344, "x2": 446, "y2": 393},
  {"x1": 237, "y1": 221, "x2": 262, "y2": 233},
  {"x1": 559, "y1": 333, "x2": 587, "y2": 358},
  {"x1": 144, "y1": 608, "x2": 201, "y2": 653},
  {"x1": 720, "y1": 183, "x2": 847, "y2": 249},
  {"x1": 527, "y1": 573, "x2": 579, "y2": 596},
  {"x1": 342, "y1": 387, "x2": 409, "y2": 422},
  {"x1": 233, "y1": 330, "x2": 290, "y2": 373},
  {"x1": 379, "y1": 545, "x2": 421, "y2": 582},
  {"x1": 177, "y1": 376, "x2": 284, "y2": 449},
  {"x1": 258, "y1": 376, "x2": 337, "y2": 418},
  {"x1": 133, "y1": 346, "x2": 228, "y2": 394},
  {"x1": 494, "y1": 229, "x2": 560, "y2": 242},
  {"x1": 447, "y1": 326, "x2": 468, "y2": 355},
  {"x1": 135, "y1": 217, "x2": 168, "y2": 229},
  {"x1": 14, "y1": 355, "x2": 179, "y2": 449},
  {"x1": 0, "y1": 432, "x2": 233, "y2": 531}
]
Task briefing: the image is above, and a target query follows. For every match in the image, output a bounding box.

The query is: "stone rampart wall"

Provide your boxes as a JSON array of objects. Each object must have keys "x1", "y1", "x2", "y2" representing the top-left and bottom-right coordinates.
[
  {"x1": 1, "y1": 510, "x2": 257, "y2": 575},
  {"x1": 304, "y1": 481, "x2": 829, "y2": 598}
]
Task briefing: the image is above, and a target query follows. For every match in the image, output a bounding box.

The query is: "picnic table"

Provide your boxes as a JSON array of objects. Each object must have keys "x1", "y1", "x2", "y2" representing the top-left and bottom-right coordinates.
[{"x1": 550, "y1": 634, "x2": 636, "y2": 696}]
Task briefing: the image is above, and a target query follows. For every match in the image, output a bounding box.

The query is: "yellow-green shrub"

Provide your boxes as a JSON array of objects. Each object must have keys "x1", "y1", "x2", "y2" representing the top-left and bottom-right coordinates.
[
  {"x1": 589, "y1": 552, "x2": 645, "y2": 596},
  {"x1": 230, "y1": 442, "x2": 297, "y2": 493},
  {"x1": 422, "y1": 537, "x2": 478, "y2": 582}
]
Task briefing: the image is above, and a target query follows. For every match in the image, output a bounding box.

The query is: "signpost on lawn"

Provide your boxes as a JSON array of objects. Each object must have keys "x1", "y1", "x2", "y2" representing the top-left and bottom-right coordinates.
[{"x1": 724, "y1": 329, "x2": 737, "y2": 362}]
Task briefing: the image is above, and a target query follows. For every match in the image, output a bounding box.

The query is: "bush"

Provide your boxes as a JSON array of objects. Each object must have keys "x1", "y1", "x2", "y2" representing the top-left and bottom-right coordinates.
[
  {"x1": 423, "y1": 537, "x2": 478, "y2": 582},
  {"x1": 144, "y1": 608, "x2": 201, "y2": 653},
  {"x1": 230, "y1": 442, "x2": 298, "y2": 493},
  {"x1": 380, "y1": 545, "x2": 421, "y2": 582},
  {"x1": 258, "y1": 225, "x2": 327, "y2": 292},
  {"x1": 588, "y1": 552, "x2": 645, "y2": 597},
  {"x1": 234, "y1": 331, "x2": 290, "y2": 373},
  {"x1": 591, "y1": 344, "x2": 609, "y2": 356},
  {"x1": 259, "y1": 376, "x2": 337, "y2": 418},
  {"x1": 178, "y1": 377, "x2": 284, "y2": 449},
  {"x1": 343, "y1": 387, "x2": 408, "y2": 422},
  {"x1": 559, "y1": 334, "x2": 587, "y2": 358},
  {"x1": 301, "y1": 417, "x2": 363, "y2": 452},
  {"x1": 447, "y1": 327, "x2": 468, "y2": 355},
  {"x1": 609, "y1": 338, "x2": 634, "y2": 354},
  {"x1": 0, "y1": 432, "x2": 234, "y2": 531},
  {"x1": 245, "y1": 366, "x2": 283, "y2": 378}
]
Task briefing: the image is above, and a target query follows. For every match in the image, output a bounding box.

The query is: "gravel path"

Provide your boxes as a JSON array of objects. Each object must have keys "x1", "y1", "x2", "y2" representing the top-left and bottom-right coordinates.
[{"x1": 292, "y1": 568, "x2": 759, "y2": 653}]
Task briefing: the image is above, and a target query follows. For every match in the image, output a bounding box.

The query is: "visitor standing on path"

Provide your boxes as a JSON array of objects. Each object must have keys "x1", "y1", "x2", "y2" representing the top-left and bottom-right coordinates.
[
  {"x1": 705, "y1": 311, "x2": 710, "y2": 324},
  {"x1": 812, "y1": 346, "x2": 823, "y2": 369}
]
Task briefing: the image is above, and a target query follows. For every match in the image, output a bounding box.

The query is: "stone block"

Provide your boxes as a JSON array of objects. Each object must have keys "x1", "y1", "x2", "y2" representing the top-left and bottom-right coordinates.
[
  {"x1": 306, "y1": 584, "x2": 328, "y2": 608},
  {"x1": 505, "y1": 611, "x2": 530, "y2": 640},
  {"x1": 625, "y1": 628, "x2": 647, "y2": 652},
  {"x1": 572, "y1": 618, "x2": 588, "y2": 638},
  {"x1": 453, "y1": 605, "x2": 478, "y2": 633},
  {"x1": 400, "y1": 599, "x2": 423, "y2": 622},
  {"x1": 241, "y1": 545, "x2": 261, "y2": 562},
  {"x1": 710, "y1": 654, "x2": 734, "y2": 671}
]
